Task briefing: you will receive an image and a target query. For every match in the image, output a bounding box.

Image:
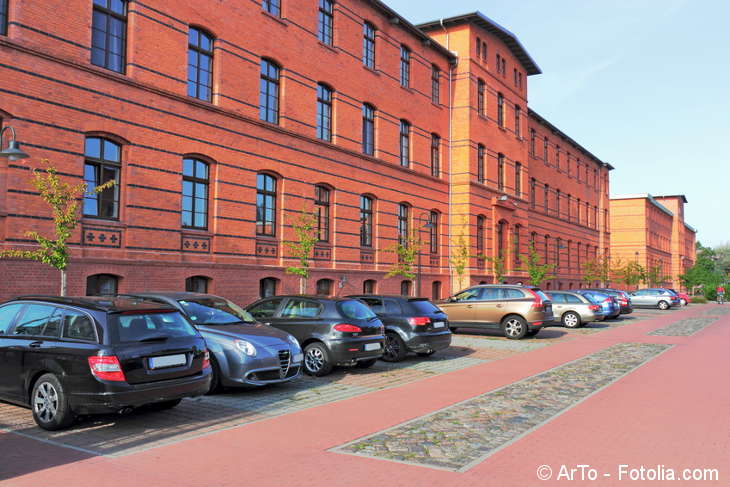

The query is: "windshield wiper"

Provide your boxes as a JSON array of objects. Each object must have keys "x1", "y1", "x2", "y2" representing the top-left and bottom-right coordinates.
[{"x1": 138, "y1": 335, "x2": 169, "y2": 342}]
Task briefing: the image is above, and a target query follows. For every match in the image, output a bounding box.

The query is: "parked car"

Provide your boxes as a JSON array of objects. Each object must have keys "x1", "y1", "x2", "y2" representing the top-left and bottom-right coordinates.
[
  {"x1": 0, "y1": 296, "x2": 211, "y2": 430},
  {"x1": 667, "y1": 289, "x2": 691, "y2": 306},
  {"x1": 547, "y1": 291, "x2": 602, "y2": 328},
  {"x1": 245, "y1": 296, "x2": 385, "y2": 376},
  {"x1": 630, "y1": 288, "x2": 680, "y2": 310},
  {"x1": 436, "y1": 284, "x2": 553, "y2": 339},
  {"x1": 584, "y1": 288, "x2": 634, "y2": 314},
  {"x1": 572, "y1": 290, "x2": 621, "y2": 319},
  {"x1": 121, "y1": 293, "x2": 302, "y2": 391},
  {"x1": 347, "y1": 295, "x2": 451, "y2": 361}
]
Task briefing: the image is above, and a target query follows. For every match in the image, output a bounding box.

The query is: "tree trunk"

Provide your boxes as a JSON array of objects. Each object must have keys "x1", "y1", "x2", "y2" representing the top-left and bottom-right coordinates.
[
  {"x1": 60, "y1": 269, "x2": 67, "y2": 297},
  {"x1": 299, "y1": 276, "x2": 306, "y2": 295}
]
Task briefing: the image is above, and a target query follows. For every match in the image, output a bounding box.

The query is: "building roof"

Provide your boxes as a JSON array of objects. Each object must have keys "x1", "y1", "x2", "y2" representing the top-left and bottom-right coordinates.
[
  {"x1": 366, "y1": 1, "x2": 457, "y2": 63},
  {"x1": 684, "y1": 222, "x2": 697, "y2": 233},
  {"x1": 654, "y1": 194, "x2": 689, "y2": 204},
  {"x1": 610, "y1": 194, "x2": 674, "y2": 217},
  {"x1": 417, "y1": 11, "x2": 541, "y2": 75},
  {"x1": 528, "y1": 109, "x2": 613, "y2": 170}
]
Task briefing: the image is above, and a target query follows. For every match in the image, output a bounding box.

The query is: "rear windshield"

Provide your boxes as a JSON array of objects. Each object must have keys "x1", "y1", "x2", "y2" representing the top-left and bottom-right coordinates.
[
  {"x1": 110, "y1": 312, "x2": 198, "y2": 343},
  {"x1": 408, "y1": 299, "x2": 442, "y2": 314},
  {"x1": 337, "y1": 300, "x2": 377, "y2": 321},
  {"x1": 531, "y1": 289, "x2": 551, "y2": 302},
  {"x1": 178, "y1": 298, "x2": 256, "y2": 325}
]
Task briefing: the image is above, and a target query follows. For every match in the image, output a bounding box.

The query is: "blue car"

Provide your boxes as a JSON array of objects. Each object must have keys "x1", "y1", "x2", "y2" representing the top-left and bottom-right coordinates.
[{"x1": 571, "y1": 290, "x2": 621, "y2": 320}]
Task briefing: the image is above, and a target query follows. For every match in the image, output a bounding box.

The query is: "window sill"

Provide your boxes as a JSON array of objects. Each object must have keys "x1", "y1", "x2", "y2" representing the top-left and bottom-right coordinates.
[
  {"x1": 318, "y1": 41, "x2": 338, "y2": 54},
  {"x1": 362, "y1": 65, "x2": 380, "y2": 76},
  {"x1": 400, "y1": 85, "x2": 414, "y2": 94},
  {"x1": 182, "y1": 228, "x2": 213, "y2": 237},
  {"x1": 431, "y1": 101, "x2": 443, "y2": 109},
  {"x1": 261, "y1": 10, "x2": 288, "y2": 27},
  {"x1": 478, "y1": 114, "x2": 488, "y2": 121},
  {"x1": 81, "y1": 217, "x2": 126, "y2": 228}
]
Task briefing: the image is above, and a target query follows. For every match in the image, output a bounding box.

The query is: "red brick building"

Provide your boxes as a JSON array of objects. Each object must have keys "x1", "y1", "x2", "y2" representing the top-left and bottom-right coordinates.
[{"x1": 0, "y1": 1, "x2": 611, "y2": 304}]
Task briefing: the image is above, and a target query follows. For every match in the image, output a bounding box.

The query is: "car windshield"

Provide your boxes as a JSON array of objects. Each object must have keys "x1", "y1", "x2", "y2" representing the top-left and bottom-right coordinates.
[
  {"x1": 337, "y1": 300, "x2": 377, "y2": 320},
  {"x1": 110, "y1": 311, "x2": 198, "y2": 343},
  {"x1": 178, "y1": 298, "x2": 256, "y2": 325}
]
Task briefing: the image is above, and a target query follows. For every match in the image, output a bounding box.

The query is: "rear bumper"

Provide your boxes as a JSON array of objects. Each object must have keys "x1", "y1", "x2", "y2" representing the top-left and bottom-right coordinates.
[
  {"x1": 405, "y1": 330, "x2": 452, "y2": 353},
  {"x1": 620, "y1": 305, "x2": 634, "y2": 314},
  {"x1": 328, "y1": 335, "x2": 385, "y2": 365},
  {"x1": 68, "y1": 369, "x2": 211, "y2": 414}
]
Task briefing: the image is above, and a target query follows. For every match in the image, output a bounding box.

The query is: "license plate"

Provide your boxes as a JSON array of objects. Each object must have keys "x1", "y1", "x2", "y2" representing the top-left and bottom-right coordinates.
[
  {"x1": 433, "y1": 321, "x2": 445, "y2": 328},
  {"x1": 364, "y1": 343, "x2": 381, "y2": 351},
  {"x1": 293, "y1": 353, "x2": 303, "y2": 363},
  {"x1": 149, "y1": 354, "x2": 187, "y2": 369}
]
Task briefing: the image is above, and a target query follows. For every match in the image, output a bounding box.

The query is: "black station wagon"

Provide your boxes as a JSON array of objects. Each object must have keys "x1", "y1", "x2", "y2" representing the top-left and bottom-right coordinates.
[{"x1": 0, "y1": 296, "x2": 211, "y2": 430}]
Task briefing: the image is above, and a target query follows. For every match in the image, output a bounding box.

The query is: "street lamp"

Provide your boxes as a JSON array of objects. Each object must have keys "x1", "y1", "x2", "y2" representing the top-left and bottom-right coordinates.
[
  {"x1": 416, "y1": 212, "x2": 435, "y2": 297},
  {"x1": 0, "y1": 126, "x2": 30, "y2": 161},
  {"x1": 634, "y1": 251, "x2": 639, "y2": 263}
]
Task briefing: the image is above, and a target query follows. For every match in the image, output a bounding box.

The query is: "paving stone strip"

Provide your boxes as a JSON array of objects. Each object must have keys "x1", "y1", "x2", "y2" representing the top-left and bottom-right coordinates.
[
  {"x1": 703, "y1": 306, "x2": 730, "y2": 316},
  {"x1": 334, "y1": 343, "x2": 671, "y2": 472},
  {"x1": 648, "y1": 317, "x2": 718, "y2": 336}
]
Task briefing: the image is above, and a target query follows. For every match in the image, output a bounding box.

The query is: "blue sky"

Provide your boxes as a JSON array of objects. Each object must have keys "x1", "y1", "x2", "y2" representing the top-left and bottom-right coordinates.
[{"x1": 386, "y1": 0, "x2": 729, "y2": 247}]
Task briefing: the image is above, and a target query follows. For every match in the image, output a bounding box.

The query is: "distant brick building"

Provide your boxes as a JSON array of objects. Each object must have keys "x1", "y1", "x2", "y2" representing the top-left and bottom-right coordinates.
[
  {"x1": 610, "y1": 194, "x2": 696, "y2": 290},
  {"x1": 0, "y1": 1, "x2": 611, "y2": 303}
]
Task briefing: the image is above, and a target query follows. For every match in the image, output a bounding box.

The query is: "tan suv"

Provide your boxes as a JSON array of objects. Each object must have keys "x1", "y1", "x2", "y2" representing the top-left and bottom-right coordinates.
[{"x1": 437, "y1": 285, "x2": 554, "y2": 339}]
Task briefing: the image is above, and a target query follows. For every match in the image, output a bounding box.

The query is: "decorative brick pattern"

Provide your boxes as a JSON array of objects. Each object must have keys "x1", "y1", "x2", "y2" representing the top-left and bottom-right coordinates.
[
  {"x1": 82, "y1": 227, "x2": 122, "y2": 248},
  {"x1": 648, "y1": 317, "x2": 718, "y2": 336},
  {"x1": 181, "y1": 235, "x2": 210, "y2": 253}
]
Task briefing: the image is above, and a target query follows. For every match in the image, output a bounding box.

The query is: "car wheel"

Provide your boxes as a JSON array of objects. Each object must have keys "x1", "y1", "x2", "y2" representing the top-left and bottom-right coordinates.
[
  {"x1": 501, "y1": 315, "x2": 528, "y2": 340},
  {"x1": 562, "y1": 312, "x2": 581, "y2": 329},
  {"x1": 206, "y1": 355, "x2": 222, "y2": 395},
  {"x1": 303, "y1": 342, "x2": 333, "y2": 377},
  {"x1": 31, "y1": 373, "x2": 75, "y2": 431},
  {"x1": 657, "y1": 300, "x2": 670, "y2": 310},
  {"x1": 356, "y1": 358, "x2": 378, "y2": 368},
  {"x1": 382, "y1": 332, "x2": 407, "y2": 362},
  {"x1": 416, "y1": 350, "x2": 436, "y2": 357},
  {"x1": 680, "y1": 298, "x2": 687, "y2": 306},
  {"x1": 148, "y1": 399, "x2": 182, "y2": 411}
]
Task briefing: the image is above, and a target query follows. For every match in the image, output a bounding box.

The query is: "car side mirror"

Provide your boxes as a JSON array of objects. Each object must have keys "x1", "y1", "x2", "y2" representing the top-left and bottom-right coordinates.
[{"x1": 447, "y1": 296, "x2": 456, "y2": 302}]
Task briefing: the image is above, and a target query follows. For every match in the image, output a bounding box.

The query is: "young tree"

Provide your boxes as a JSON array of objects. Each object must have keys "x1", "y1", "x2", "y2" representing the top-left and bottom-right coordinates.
[
  {"x1": 643, "y1": 265, "x2": 670, "y2": 288},
  {"x1": 385, "y1": 230, "x2": 420, "y2": 280},
  {"x1": 284, "y1": 209, "x2": 319, "y2": 294},
  {"x1": 614, "y1": 261, "x2": 645, "y2": 288},
  {"x1": 680, "y1": 242, "x2": 724, "y2": 298},
  {"x1": 486, "y1": 255, "x2": 505, "y2": 284},
  {"x1": 0, "y1": 161, "x2": 114, "y2": 296},
  {"x1": 519, "y1": 243, "x2": 555, "y2": 286},
  {"x1": 449, "y1": 229, "x2": 470, "y2": 291},
  {"x1": 581, "y1": 255, "x2": 611, "y2": 287}
]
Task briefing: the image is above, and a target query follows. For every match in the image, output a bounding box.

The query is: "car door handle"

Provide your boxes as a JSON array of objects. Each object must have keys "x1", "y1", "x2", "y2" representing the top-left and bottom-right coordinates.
[
  {"x1": 496, "y1": 304, "x2": 503, "y2": 308},
  {"x1": 28, "y1": 341, "x2": 43, "y2": 348},
  {"x1": 466, "y1": 305, "x2": 473, "y2": 308}
]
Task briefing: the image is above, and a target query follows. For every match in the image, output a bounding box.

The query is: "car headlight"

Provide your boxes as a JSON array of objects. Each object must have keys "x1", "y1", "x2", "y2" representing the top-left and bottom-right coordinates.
[
  {"x1": 286, "y1": 334, "x2": 300, "y2": 348},
  {"x1": 235, "y1": 339, "x2": 257, "y2": 357}
]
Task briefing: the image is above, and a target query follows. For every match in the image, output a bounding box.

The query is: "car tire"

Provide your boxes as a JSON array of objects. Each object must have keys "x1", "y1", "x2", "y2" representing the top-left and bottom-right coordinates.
[
  {"x1": 680, "y1": 298, "x2": 687, "y2": 306},
  {"x1": 501, "y1": 315, "x2": 528, "y2": 340},
  {"x1": 416, "y1": 350, "x2": 436, "y2": 357},
  {"x1": 148, "y1": 399, "x2": 182, "y2": 411},
  {"x1": 382, "y1": 332, "x2": 407, "y2": 362},
  {"x1": 356, "y1": 358, "x2": 378, "y2": 368},
  {"x1": 207, "y1": 355, "x2": 223, "y2": 395},
  {"x1": 657, "y1": 300, "x2": 670, "y2": 310},
  {"x1": 303, "y1": 342, "x2": 333, "y2": 377},
  {"x1": 562, "y1": 312, "x2": 581, "y2": 329},
  {"x1": 31, "y1": 373, "x2": 75, "y2": 431}
]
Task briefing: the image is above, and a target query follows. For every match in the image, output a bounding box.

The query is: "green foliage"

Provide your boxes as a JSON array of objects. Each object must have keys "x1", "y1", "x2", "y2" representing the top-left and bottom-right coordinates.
[
  {"x1": 690, "y1": 295, "x2": 708, "y2": 303},
  {"x1": 385, "y1": 231, "x2": 420, "y2": 280},
  {"x1": 680, "y1": 241, "x2": 724, "y2": 299},
  {"x1": 486, "y1": 255, "x2": 505, "y2": 284},
  {"x1": 449, "y1": 229, "x2": 470, "y2": 290},
  {"x1": 518, "y1": 243, "x2": 555, "y2": 286},
  {"x1": 284, "y1": 209, "x2": 319, "y2": 292},
  {"x1": 581, "y1": 255, "x2": 612, "y2": 285},
  {"x1": 614, "y1": 260, "x2": 645, "y2": 287},
  {"x1": 643, "y1": 265, "x2": 670, "y2": 287},
  {"x1": 0, "y1": 161, "x2": 114, "y2": 294}
]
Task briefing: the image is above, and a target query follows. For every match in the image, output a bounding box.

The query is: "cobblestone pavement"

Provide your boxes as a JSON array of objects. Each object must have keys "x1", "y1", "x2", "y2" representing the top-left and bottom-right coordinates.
[
  {"x1": 703, "y1": 306, "x2": 730, "y2": 316},
  {"x1": 648, "y1": 316, "x2": 719, "y2": 336},
  {"x1": 0, "y1": 311, "x2": 672, "y2": 458},
  {"x1": 335, "y1": 343, "x2": 671, "y2": 472}
]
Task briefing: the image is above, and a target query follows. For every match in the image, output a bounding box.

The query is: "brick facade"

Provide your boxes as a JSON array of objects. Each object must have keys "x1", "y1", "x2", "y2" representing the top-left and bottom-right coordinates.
[{"x1": 0, "y1": 1, "x2": 611, "y2": 304}]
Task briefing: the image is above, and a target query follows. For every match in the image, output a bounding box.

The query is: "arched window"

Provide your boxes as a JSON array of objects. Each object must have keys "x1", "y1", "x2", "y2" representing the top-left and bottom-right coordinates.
[
  {"x1": 91, "y1": 0, "x2": 127, "y2": 73},
  {"x1": 363, "y1": 279, "x2": 376, "y2": 294},
  {"x1": 477, "y1": 79, "x2": 485, "y2": 115},
  {"x1": 497, "y1": 153, "x2": 505, "y2": 191},
  {"x1": 315, "y1": 185, "x2": 331, "y2": 242},
  {"x1": 260, "y1": 59, "x2": 280, "y2": 124},
  {"x1": 430, "y1": 133, "x2": 440, "y2": 177},
  {"x1": 497, "y1": 92, "x2": 505, "y2": 126},
  {"x1": 397, "y1": 203, "x2": 410, "y2": 246},
  {"x1": 86, "y1": 274, "x2": 118, "y2": 296},
  {"x1": 399, "y1": 119, "x2": 410, "y2": 167},
  {"x1": 256, "y1": 173, "x2": 277, "y2": 236},
  {"x1": 431, "y1": 65, "x2": 440, "y2": 104},
  {"x1": 84, "y1": 137, "x2": 121, "y2": 219},
  {"x1": 476, "y1": 37, "x2": 481, "y2": 58},
  {"x1": 187, "y1": 27, "x2": 214, "y2": 101},
  {"x1": 400, "y1": 45, "x2": 410, "y2": 88},
  {"x1": 182, "y1": 157, "x2": 209, "y2": 229},
  {"x1": 514, "y1": 162, "x2": 522, "y2": 197},
  {"x1": 428, "y1": 211, "x2": 438, "y2": 254},
  {"x1": 316, "y1": 278, "x2": 333, "y2": 296},
  {"x1": 362, "y1": 22, "x2": 376, "y2": 69},
  {"x1": 259, "y1": 277, "x2": 279, "y2": 298},
  {"x1": 360, "y1": 195, "x2": 374, "y2": 247},
  {"x1": 514, "y1": 105, "x2": 521, "y2": 137},
  {"x1": 496, "y1": 220, "x2": 506, "y2": 258},
  {"x1": 317, "y1": 0, "x2": 334, "y2": 46},
  {"x1": 362, "y1": 103, "x2": 375, "y2": 155},
  {"x1": 477, "y1": 144, "x2": 485, "y2": 184},
  {"x1": 513, "y1": 225, "x2": 521, "y2": 266},
  {"x1": 316, "y1": 83, "x2": 333, "y2": 141},
  {"x1": 476, "y1": 215, "x2": 485, "y2": 256},
  {"x1": 431, "y1": 281, "x2": 442, "y2": 301},
  {"x1": 400, "y1": 280, "x2": 412, "y2": 296},
  {"x1": 186, "y1": 275, "x2": 210, "y2": 293}
]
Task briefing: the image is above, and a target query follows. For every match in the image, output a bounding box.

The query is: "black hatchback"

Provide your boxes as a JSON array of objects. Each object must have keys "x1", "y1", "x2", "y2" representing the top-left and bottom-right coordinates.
[
  {"x1": 246, "y1": 296, "x2": 385, "y2": 376},
  {"x1": 347, "y1": 295, "x2": 452, "y2": 362},
  {"x1": 0, "y1": 296, "x2": 211, "y2": 430}
]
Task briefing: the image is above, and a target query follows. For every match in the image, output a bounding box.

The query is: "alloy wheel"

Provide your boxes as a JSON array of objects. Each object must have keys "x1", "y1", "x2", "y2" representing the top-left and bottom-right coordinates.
[
  {"x1": 504, "y1": 319, "x2": 524, "y2": 337},
  {"x1": 305, "y1": 347, "x2": 324, "y2": 373},
  {"x1": 563, "y1": 313, "x2": 579, "y2": 328},
  {"x1": 34, "y1": 382, "x2": 59, "y2": 423},
  {"x1": 384, "y1": 334, "x2": 400, "y2": 361}
]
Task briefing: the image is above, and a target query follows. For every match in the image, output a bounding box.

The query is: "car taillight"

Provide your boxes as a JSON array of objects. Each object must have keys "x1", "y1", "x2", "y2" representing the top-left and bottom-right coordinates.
[
  {"x1": 334, "y1": 323, "x2": 362, "y2": 333},
  {"x1": 88, "y1": 355, "x2": 126, "y2": 382},
  {"x1": 408, "y1": 316, "x2": 431, "y2": 326},
  {"x1": 589, "y1": 305, "x2": 601, "y2": 311},
  {"x1": 603, "y1": 297, "x2": 612, "y2": 303},
  {"x1": 526, "y1": 289, "x2": 544, "y2": 310},
  {"x1": 202, "y1": 349, "x2": 210, "y2": 369}
]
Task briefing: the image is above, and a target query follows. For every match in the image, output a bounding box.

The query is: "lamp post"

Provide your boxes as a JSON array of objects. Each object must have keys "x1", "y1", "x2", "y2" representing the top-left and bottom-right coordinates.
[
  {"x1": 416, "y1": 212, "x2": 435, "y2": 297},
  {"x1": 634, "y1": 251, "x2": 639, "y2": 264},
  {"x1": 0, "y1": 126, "x2": 31, "y2": 161}
]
